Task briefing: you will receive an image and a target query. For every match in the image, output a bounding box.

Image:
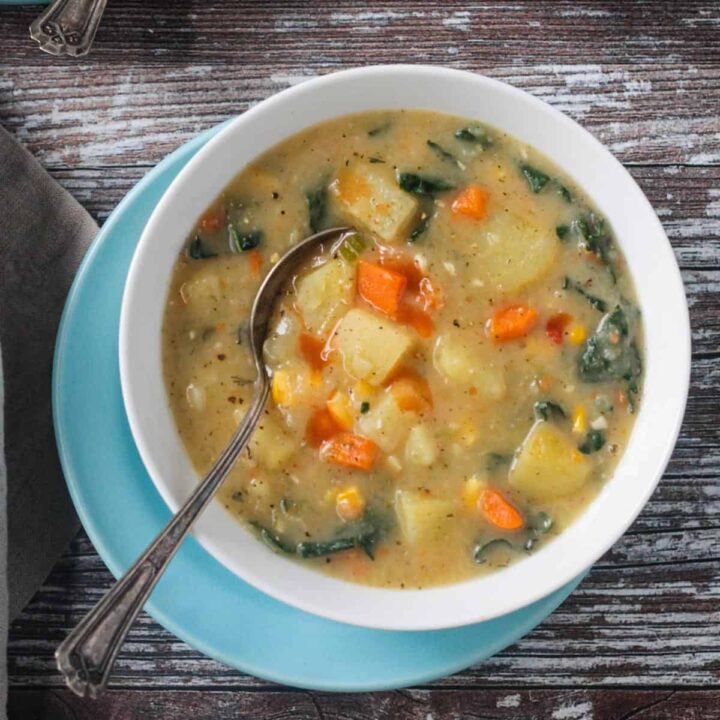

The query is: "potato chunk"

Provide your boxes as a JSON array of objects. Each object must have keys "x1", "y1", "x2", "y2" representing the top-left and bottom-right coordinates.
[
  {"x1": 395, "y1": 490, "x2": 456, "y2": 545},
  {"x1": 405, "y1": 424, "x2": 439, "y2": 467},
  {"x1": 433, "y1": 333, "x2": 506, "y2": 400},
  {"x1": 470, "y1": 212, "x2": 558, "y2": 293},
  {"x1": 509, "y1": 421, "x2": 592, "y2": 501},
  {"x1": 330, "y1": 164, "x2": 419, "y2": 244},
  {"x1": 332, "y1": 308, "x2": 414, "y2": 385},
  {"x1": 294, "y1": 259, "x2": 356, "y2": 336},
  {"x1": 357, "y1": 391, "x2": 416, "y2": 452}
]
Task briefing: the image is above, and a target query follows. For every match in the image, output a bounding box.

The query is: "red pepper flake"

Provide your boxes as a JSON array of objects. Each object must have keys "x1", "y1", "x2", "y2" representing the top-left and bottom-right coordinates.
[{"x1": 546, "y1": 312, "x2": 573, "y2": 345}]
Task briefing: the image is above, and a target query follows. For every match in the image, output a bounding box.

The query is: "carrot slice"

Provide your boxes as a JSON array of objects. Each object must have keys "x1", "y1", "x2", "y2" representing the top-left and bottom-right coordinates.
[
  {"x1": 357, "y1": 260, "x2": 408, "y2": 318},
  {"x1": 451, "y1": 185, "x2": 489, "y2": 220},
  {"x1": 199, "y1": 209, "x2": 223, "y2": 231},
  {"x1": 480, "y1": 489, "x2": 524, "y2": 530},
  {"x1": 319, "y1": 433, "x2": 379, "y2": 470},
  {"x1": 488, "y1": 304, "x2": 539, "y2": 342},
  {"x1": 390, "y1": 370, "x2": 433, "y2": 412},
  {"x1": 248, "y1": 249, "x2": 263, "y2": 277},
  {"x1": 306, "y1": 408, "x2": 343, "y2": 448},
  {"x1": 396, "y1": 304, "x2": 434, "y2": 338},
  {"x1": 299, "y1": 332, "x2": 328, "y2": 371},
  {"x1": 546, "y1": 312, "x2": 572, "y2": 345}
]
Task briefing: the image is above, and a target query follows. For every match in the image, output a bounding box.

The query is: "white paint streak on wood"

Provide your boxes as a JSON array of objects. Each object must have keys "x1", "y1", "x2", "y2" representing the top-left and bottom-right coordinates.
[
  {"x1": 551, "y1": 698, "x2": 594, "y2": 720},
  {"x1": 496, "y1": 693, "x2": 521, "y2": 707}
]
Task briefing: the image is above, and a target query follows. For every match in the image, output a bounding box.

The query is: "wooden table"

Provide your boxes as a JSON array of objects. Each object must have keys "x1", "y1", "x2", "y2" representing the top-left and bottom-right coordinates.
[{"x1": 3, "y1": 2, "x2": 719, "y2": 718}]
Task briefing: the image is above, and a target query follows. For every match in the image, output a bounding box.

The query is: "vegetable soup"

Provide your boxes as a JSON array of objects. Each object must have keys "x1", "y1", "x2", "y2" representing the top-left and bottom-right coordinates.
[{"x1": 162, "y1": 110, "x2": 643, "y2": 589}]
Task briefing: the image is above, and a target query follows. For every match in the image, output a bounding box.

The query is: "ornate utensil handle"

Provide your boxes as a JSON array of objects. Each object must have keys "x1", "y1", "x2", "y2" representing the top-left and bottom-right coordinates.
[
  {"x1": 55, "y1": 382, "x2": 269, "y2": 698},
  {"x1": 30, "y1": 0, "x2": 108, "y2": 57}
]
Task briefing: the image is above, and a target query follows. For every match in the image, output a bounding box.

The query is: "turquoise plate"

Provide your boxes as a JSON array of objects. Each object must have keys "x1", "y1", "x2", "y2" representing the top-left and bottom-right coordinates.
[{"x1": 53, "y1": 120, "x2": 585, "y2": 691}]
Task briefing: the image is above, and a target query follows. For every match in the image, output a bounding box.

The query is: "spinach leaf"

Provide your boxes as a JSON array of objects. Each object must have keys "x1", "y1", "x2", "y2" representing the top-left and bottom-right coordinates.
[
  {"x1": 576, "y1": 211, "x2": 616, "y2": 282},
  {"x1": 520, "y1": 163, "x2": 550, "y2": 193},
  {"x1": 563, "y1": 276, "x2": 608, "y2": 312},
  {"x1": 254, "y1": 524, "x2": 296, "y2": 554},
  {"x1": 408, "y1": 214, "x2": 430, "y2": 242},
  {"x1": 578, "y1": 429, "x2": 606, "y2": 454},
  {"x1": 368, "y1": 156, "x2": 385, "y2": 164},
  {"x1": 577, "y1": 305, "x2": 642, "y2": 383},
  {"x1": 228, "y1": 227, "x2": 262, "y2": 253},
  {"x1": 306, "y1": 185, "x2": 327, "y2": 233},
  {"x1": 187, "y1": 236, "x2": 217, "y2": 260},
  {"x1": 555, "y1": 181, "x2": 573, "y2": 203},
  {"x1": 297, "y1": 537, "x2": 359, "y2": 558},
  {"x1": 455, "y1": 125, "x2": 493, "y2": 148},
  {"x1": 398, "y1": 172, "x2": 455, "y2": 196},
  {"x1": 533, "y1": 400, "x2": 567, "y2": 422},
  {"x1": 427, "y1": 140, "x2": 463, "y2": 168},
  {"x1": 529, "y1": 511, "x2": 554, "y2": 534}
]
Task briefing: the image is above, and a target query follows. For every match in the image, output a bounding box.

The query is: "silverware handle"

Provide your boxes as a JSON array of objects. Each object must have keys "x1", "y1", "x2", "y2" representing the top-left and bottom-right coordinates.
[
  {"x1": 55, "y1": 383, "x2": 269, "y2": 698},
  {"x1": 30, "y1": 0, "x2": 108, "y2": 57}
]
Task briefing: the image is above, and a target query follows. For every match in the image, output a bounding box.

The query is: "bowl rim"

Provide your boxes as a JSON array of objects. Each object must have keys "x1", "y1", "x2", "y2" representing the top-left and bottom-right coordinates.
[{"x1": 119, "y1": 64, "x2": 691, "y2": 631}]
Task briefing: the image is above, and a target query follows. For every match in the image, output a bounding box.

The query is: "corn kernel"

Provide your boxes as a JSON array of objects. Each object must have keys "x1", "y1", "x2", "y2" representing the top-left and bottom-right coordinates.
[
  {"x1": 271, "y1": 370, "x2": 293, "y2": 406},
  {"x1": 568, "y1": 325, "x2": 587, "y2": 345},
  {"x1": 327, "y1": 391, "x2": 354, "y2": 430},
  {"x1": 352, "y1": 380, "x2": 374, "y2": 403},
  {"x1": 462, "y1": 474, "x2": 488, "y2": 510},
  {"x1": 572, "y1": 404, "x2": 587, "y2": 434},
  {"x1": 336, "y1": 487, "x2": 365, "y2": 522}
]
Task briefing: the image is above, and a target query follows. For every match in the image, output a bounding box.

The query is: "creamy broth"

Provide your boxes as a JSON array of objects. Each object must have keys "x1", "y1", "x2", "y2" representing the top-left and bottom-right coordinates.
[{"x1": 162, "y1": 110, "x2": 642, "y2": 589}]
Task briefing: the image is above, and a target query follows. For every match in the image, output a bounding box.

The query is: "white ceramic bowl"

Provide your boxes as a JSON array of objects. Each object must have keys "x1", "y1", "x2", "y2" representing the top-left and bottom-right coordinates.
[{"x1": 120, "y1": 65, "x2": 690, "y2": 631}]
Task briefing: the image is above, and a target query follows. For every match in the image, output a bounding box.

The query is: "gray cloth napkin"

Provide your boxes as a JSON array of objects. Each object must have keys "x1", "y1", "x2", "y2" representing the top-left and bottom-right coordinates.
[{"x1": 0, "y1": 127, "x2": 98, "y2": 641}]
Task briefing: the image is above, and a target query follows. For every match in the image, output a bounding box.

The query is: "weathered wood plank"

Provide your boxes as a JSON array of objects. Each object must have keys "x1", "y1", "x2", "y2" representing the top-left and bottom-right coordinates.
[
  {"x1": 3, "y1": 0, "x2": 720, "y2": 66},
  {"x1": 1, "y1": 61, "x2": 719, "y2": 167},
  {"x1": 8, "y1": 687, "x2": 720, "y2": 720}
]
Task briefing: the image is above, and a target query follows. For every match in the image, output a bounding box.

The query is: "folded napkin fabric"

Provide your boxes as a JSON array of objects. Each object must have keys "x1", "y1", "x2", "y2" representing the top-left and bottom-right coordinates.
[{"x1": 0, "y1": 125, "x2": 98, "y2": 629}]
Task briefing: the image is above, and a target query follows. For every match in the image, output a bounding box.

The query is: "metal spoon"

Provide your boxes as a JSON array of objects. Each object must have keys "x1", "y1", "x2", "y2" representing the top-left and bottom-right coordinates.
[
  {"x1": 30, "y1": 0, "x2": 108, "y2": 57},
  {"x1": 56, "y1": 225, "x2": 351, "y2": 698}
]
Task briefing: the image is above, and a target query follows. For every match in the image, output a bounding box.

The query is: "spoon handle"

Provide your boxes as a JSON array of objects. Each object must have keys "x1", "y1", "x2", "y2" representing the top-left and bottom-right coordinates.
[
  {"x1": 29, "y1": 0, "x2": 108, "y2": 57},
  {"x1": 55, "y1": 383, "x2": 269, "y2": 698}
]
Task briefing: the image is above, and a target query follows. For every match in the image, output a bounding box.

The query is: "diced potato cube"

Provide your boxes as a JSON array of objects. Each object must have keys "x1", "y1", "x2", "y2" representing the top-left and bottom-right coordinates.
[
  {"x1": 395, "y1": 490, "x2": 456, "y2": 545},
  {"x1": 330, "y1": 164, "x2": 419, "y2": 244},
  {"x1": 405, "y1": 424, "x2": 439, "y2": 467},
  {"x1": 358, "y1": 391, "x2": 415, "y2": 452},
  {"x1": 294, "y1": 259, "x2": 356, "y2": 336},
  {"x1": 471, "y1": 212, "x2": 558, "y2": 293},
  {"x1": 433, "y1": 334, "x2": 506, "y2": 400},
  {"x1": 327, "y1": 390, "x2": 354, "y2": 430},
  {"x1": 333, "y1": 308, "x2": 414, "y2": 385},
  {"x1": 250, "y1": 415, "x2": 297, "y2": 471},
  {"x1": 509, "y1": 421, "x2": 592, "y2": 501}
]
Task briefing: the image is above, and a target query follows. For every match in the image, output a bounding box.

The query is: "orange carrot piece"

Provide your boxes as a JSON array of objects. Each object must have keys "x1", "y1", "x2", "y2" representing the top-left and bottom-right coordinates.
[
  {"x1": 306, "y1": 408, "x2": 343, "y2": 448},
  {"x1": 248, "y1": 249, "x2": 262, "y2": 277},
  {"x1": 199, "y1": 209, "x2": 223, "y2": 231},
  {"x1": 390, "y1": 370, "x2": 433, "y2": 412},
  {"x1": 319, "y1": 433, "x2": 379, "y2": 470},
  {"x1": 488, "y1": 304, "x2": 539, "y2": 342},
  {"x1": 451, "y1": 185, "x2": 489, "y2": 220},
  {"x1": 299, "y1": 332, "x2": 328, "y2": 371},
  {"x1": 357, "y1": 260, "x2": 408, "y2": 318},
  {"x1": 397, "y1": 304, "x2": 435, "y2": 338},
  {"x1": 378, "y1": 255, "x2": 425, "y2": 292},
  {"x1": 546, "y1": 312, "x2": 572, "y2": 345},
  {"x1": 480, "y1": 489, "x2": 524, "y2": 530}
]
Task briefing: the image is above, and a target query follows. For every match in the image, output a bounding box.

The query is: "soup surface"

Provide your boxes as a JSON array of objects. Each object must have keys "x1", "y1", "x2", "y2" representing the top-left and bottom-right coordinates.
[{"x1": 162, "y1": 110, "x2": 643, "y2": 589}]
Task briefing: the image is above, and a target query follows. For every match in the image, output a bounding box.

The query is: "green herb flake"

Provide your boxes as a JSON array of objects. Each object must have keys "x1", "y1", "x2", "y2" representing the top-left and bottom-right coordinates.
[
  {"x1": 556, "y1": 224, "x2": 571, "y2": 241},
  {"x1": 533, "y1": 400, "x2": 567, "y2": 422},
  {"x1": 520, "y1": 163, "x2": 551, "y2": 193},
  {"x1": 187, "y1": 236, "x2": 217, "y2": 260},
  {"x1": 578, "y1": 429, "x2": 606, "y2": 454},
  {"x1": 485, "y1": 452, "x2": 512, "y2": 472},
  {"x1": 360, "y1": 401, "x2": 371, "y2": 414},
  {"x1": 368, "y1": 122, "x2": 391, "y2": 137},
  {"x1": 427, "y1": 139, "x2": 463, "y2": 168},
  {"x1": 563, "y1": 276, "x2": 608, "y2": 312},
  {"x1": 306, "y1": 185, "x2": 327, "y2": 233},
  {"x1": 228, "y1": 227, "x2": 262, "y2": 253},
  {"x1": 397, "y1": 172, "x2": 455, "y2": 196},
  {"x1": 408, "y1": 214, "x2": 430, "y2": 243},
  {"x1": 337, "y1": 232, "x2": 367, "y2": 263},
  {"x1": 454, "y1": 125, "x2": 493, "y2": 148}
]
